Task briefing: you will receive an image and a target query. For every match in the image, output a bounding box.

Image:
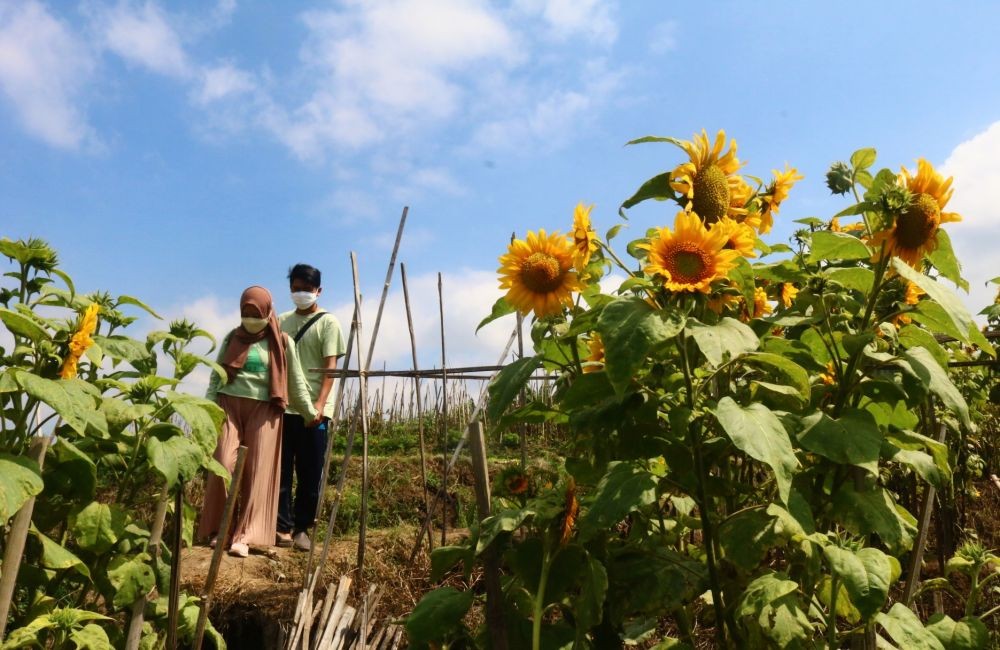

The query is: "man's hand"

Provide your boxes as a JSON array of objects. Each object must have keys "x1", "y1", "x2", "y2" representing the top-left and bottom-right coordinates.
[{"x1": 306, "y1": 402, "x2": 325, "y2": 428}]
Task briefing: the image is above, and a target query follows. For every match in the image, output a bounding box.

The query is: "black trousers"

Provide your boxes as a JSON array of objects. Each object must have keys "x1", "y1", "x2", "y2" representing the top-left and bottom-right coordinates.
[{"x1": 277, "y1": 414, "x2": 327, "y2": 534}]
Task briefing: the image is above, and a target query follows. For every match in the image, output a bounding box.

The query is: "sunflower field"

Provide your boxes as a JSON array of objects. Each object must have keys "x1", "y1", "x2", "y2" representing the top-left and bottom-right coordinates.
[
  {"x1": 0, "y1": 238, "x2": 228, "y2": 649},
  {"x1": 405, "y1": 131, "x2": 1000, "y2": 648}
]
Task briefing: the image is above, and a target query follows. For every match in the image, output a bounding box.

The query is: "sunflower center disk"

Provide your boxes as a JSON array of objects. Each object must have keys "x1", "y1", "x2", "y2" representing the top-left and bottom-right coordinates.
[
  {"x1": 691, "y1": 164, "x2": 731, "y2": 224},
  {"x1": 665, "y1": 244, "x2": 711, "y2": 284},
  {"x1": 521, "y1": 252, "x2": 565, "y2": 292},
  {"x1": 896, "y1": 193, "x2": 940, "y2": 249}
]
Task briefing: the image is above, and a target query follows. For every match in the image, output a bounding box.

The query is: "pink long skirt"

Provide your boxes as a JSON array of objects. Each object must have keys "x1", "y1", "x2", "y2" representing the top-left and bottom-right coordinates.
[{"x1": 197, "y1": 393, "x2": 283, "y2": 547}]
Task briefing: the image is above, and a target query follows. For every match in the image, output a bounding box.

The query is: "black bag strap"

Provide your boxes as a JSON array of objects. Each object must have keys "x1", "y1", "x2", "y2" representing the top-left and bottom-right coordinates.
[{"x1": 293, "y1": 311, "x2": 328, "y2": 343}]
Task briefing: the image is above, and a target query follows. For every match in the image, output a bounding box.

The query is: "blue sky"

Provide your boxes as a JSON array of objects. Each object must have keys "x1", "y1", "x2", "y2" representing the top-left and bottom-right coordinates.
[{"x1": 2, "y1": 0, "x2": 999, "y2": 384}]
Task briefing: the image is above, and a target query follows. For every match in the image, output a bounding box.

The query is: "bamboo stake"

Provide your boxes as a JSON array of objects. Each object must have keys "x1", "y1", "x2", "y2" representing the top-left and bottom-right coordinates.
[
  {"x1": 400, "y1": 263, "x2": 432, "y2": 552},
  {"x1": 902, "y1": 419, "x2": 949, "y2": 605},
  {"x1": 124, "y1": 491, "x2": 169, "y2": 650},
  {"x1": 194, "y1": 446, "x2": 249, "y2": 650},
  {"x1": 407, "y1": 328, "x2": 518, "y2": 561},
  {"x1": 437, "y1": 273, "x2": 449, "y2": 547},
  {"x1": 351, "y1": 253, "x2": 372, "y2": 649},
  {"x1": 468, "y1": 421, "x2": 508, "y2": 650},
  {"x1": 365, "y1": 206, "x2": 408, "y2": 374},
  {"x1": 0, "y1": 436, "x2": 49, "y2": 642},
  {"x1": 318, "y1": 576, "x2": 352, "y2": 649},
  {"x1": 166, "y1": 486, "x2": 184, "y2": 650}
]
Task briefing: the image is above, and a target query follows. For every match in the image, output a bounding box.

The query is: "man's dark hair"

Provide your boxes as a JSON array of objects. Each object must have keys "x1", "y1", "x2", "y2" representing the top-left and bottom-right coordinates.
[{"x1": 288, "y1": 263, "x2": 322, "y2": 289}]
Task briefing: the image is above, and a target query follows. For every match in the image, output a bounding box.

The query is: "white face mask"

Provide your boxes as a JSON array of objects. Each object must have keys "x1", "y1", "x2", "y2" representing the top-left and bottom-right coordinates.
[
  {"x1": 291, "y1": 291, "x2": 318, "y2": 309},
  {"x1": 241, "y1": 316, "x2": 268, "y2": 334}
]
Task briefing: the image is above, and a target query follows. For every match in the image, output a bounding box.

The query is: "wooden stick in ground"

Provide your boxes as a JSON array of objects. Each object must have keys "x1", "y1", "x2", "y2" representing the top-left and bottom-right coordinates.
[
  {"x1": 318, "y1": 576, "x2": 352, "y2": 649},
  {"x1": 166, "y1": 486, "x2": 184, "y2": 650},
  {"x1": 512, "y1": 233, "x2": 528, "y2": 470},
  {"x1": 0, "y1": 436, "x2": 50, "y2": 642},
  {"x1": 350, "y1": 251, "x2": 373, "y2": 648},
  {"x1": 437, "y1": 272, "x2": 449, "y2": 547},
  {"x1": 400, "y1": 263, "x2": 432, "y2": 552},
  {"x1": 124, "y1": 491, "x2": 169, "y2": 650},
  {"x1": 194, "y1": 445, "x2": 249, "y2": 650},
  {"x1": 902, "y1": 419, "x2": 949, "y2": 605},
  {"x1": 302, "y1": 307, "x2": 358, "y2": 587},
  {"x1": 365, "y1": 206, "x2": 408, "y2": 373},
  {"x1": 468, "y1": 420, "x2": 508, "y2": 650},
  {"x1": 407, "y1": 328, "x2": 518, "y2": 562}
]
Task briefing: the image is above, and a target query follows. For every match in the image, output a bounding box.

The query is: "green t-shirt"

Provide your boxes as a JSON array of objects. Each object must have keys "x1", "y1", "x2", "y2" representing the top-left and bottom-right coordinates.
[
  {"x1": 206, "y1": 332, "x2": 318, "y2": 422},
  {"x1": 280, "y1": 309, "x2": 347, "y2": 418}
]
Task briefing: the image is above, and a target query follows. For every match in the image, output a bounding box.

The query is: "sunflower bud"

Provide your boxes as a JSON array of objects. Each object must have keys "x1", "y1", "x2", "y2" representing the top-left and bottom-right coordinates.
[{"x1": 825, "y1": 161, "x2": 853, "y2": 195}]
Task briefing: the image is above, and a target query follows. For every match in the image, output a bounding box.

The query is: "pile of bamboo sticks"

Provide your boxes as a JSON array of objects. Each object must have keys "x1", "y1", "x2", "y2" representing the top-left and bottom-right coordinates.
[{"x1": 287, "y1": 576, "x2": 403, "y2": 650}]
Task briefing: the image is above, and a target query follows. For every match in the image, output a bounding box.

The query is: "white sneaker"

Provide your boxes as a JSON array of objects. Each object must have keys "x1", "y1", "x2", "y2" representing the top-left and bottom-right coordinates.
[
  {"x1": 292, "y1": 531, "x2": 311, "y2": 552},
  {"x1": 228, "y1": 542, "x2": 249, "y2": 558}
]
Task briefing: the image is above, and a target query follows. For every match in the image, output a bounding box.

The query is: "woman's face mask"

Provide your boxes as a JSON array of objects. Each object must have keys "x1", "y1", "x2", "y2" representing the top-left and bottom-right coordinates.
[
  {"x1": 241, "y1": 316, "x2": 268, "y2": 334},
  {"x1": 291, "y1": 291, "x2": 318, "y2": 309}
]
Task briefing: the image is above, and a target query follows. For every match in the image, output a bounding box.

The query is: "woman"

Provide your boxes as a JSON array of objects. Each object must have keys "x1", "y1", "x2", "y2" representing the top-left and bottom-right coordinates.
[{"x1": 198, "y1": 286, "x2": 318, "y2": 557}]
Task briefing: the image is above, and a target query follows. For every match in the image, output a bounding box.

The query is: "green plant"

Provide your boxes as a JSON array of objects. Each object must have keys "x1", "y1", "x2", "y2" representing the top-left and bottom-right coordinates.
[
  {"x1": 406, "y1": 136, "x2": 995, "y2": 649},
  {"x1": 0, "y1": 237, "x2": 227, "y2": 648}
]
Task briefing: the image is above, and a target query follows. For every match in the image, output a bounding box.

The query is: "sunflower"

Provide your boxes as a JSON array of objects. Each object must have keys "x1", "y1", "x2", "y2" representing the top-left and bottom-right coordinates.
[
  {"x1": 781, "y1": 283, "x2": 799, "y2": 308},
  {"x1": 873, "y1": 158, "x2": 961, "y2": 268},
  {"x1": 638, "y1": 210, "x2": 740, "y2": 293},
  {"x1": 707, "y1": 289, "x2": 742, "y2": 315},
  {"x1": 60, "y1": 303, "x2": 100, "y2": 379},
  {"x1": 497, "y1": 467, "x2": 530, "y2": 497},
  {"x1": 671, "y1": 130, "x2": 748, "y2": 224},
  {"x1": 559, "y1": 478, "x2": 579, "y2": 546},
  {"x1": 752, "y1": 286, "x2": 773, "y2": 318},
  {"x1": 830, "y1": 216, "x2": 865, "y2": 233},
  {"x1": 583, "y1": 333, "x2": 604, "y2": 373},
  {"x1": 712, "y1": 217, "x2": 757, "y2": 258},
  {"x1": 759, "y1": 165, "x2": 803, "y2": 234},
  {"x1": 498, "y1": 230, "x2": 582, "y2": 318},
  {"x1": 571, "y1": 203, "x2": 599, "y2": 271},
  {"x1": 819, "y1": 361, "x2": 836, "y2": 386},
  {"x1": 904, "y1": 282, "x2": 925, "y2": 306}
]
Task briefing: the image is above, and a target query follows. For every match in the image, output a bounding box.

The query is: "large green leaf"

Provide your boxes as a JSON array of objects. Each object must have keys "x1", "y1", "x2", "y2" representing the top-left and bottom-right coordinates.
[
  {"x1": 876, "y1": 603, "x2": 945, "y2": 649},
  {"x1": 596, "y1": 297, "x2": 685, "y2": 394},
  {"x1": 714, "y1": 397, "x2": 798, "y2": 504},
  {"x1": 12, "y1": 371, "x2": 107, "y2": 437},
  {"x1": 894, "y1": 347, "x2": 971, "y2": 431},
  {"x1": 883, "y1": 429, "x2": 951, "y2": 491},
  {"x1": 743, "y1": 352, "x2": 810, "y2": 401},
  {"x1": 832, "y1": 484, "x2": 916, "y2": 554},
  {"x1": 70, "y1": 501, "x2": 126, "y2": 554},
  {"x1": 0, "y1": 454, "x2": 43, "y2": 522},
  {"x1": 851, "y1": 147, "x2": 877, "y2": 170},
  {"x1": 476, "y1": 508, "x2": 535, "y2": 554},
  {"x1": 146, "y1": 434, "x2": 206, "y2": 489},
  {"x1": 476, "y1": 296, "x2": 515, "y2": 332},
  {"x1": 925, "y1": 614, "x2": 990, "y2": 650},
  {"x1": 574, "y1": 554, "x2": 608, "y2": 632},
  {"x1": 926, "y1": 230, "x2": 968, "y2": 291},
  {"x1": 31, "y1": 527, "x2": 90, "y2": 577},
  {"x1": 116, "y1": 294, "x2": 162, "y2": 319},
  {"x1": 823, "y1": 546, "x2": 891, "y2": 620},
  {"x1": 797, "y1": 408, "x2": 882, "y2": 475},
  {"x1": 686, "y1": 318, "x2": 758, "y2": 368},
  {"x1": 719, "y1": 509, "x2": 779, "y2": 572},
  {"x1": 619, "y1": 172, "x2": 676, "y2": 216},
  {"x1": 898, "y1": 324, "x2": 950, "y2": 369},
  {"x1": 45, "y1": 437, "x2": 97, "y2": 500},
  {"x1": 405, "y1": 587, "x2": 474, "y2": 644},
  {"x1": 808, "y1": 231, "x2": 871, "y2": 263},
  {"x1": 487, "y1": 355, "x2": 543, "y2": 424},
  {"x1": 0, "y1": 308, "x2": 49, "y2": 342},
  {"x1": 578, "y1": 460, "x2": 659, "y2": 538},
  {"x1": 736, "y1": 572, "x2": 813, "y2": 647},
  {"x1": 92, "y1": 335, "x2": 151, "y2": 364},
  {"x1": 825, "y1": 267, "x2": 875, "y2": 294},
  {"x1": 893, "y1": 260, "x2": 976, "y2": 346},
  {"x1": 69, "y1": 624, "x2": 114, "y2": 650},
  {"x1": 429, "y1": 545, "x2": 473, "y2": 582},
  {"x1": 108, "y1": 553, "x2": 155, "y2": 609},
  {"x1": 164, "y1": 393, "x2": 225, "y2": 457}
]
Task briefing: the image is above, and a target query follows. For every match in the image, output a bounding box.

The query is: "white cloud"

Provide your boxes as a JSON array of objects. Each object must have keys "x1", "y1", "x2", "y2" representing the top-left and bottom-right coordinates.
[
  {"x1": 649, "y1": 19, "x2": 678, "y2": 54},
  {"x1": 940, "y1": 120, "x2": 1000, "y2": 321},
  {"x1": 0, "y1": 1, "x2": 96, "y2": 149},
  {"x1": 513, "y1": 0, "x2": 618, "y2": 46},
  {"x1": 91, "y1": 1, "x2": 190, "y2": 78},
  {"x1": 193, "y1": 62, "x2": 255, "y2": 105}
]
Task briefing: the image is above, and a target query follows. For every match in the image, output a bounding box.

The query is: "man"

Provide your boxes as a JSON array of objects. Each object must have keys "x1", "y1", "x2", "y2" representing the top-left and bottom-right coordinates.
[{"x1": 276, "y1": 263, "x2": 346, "y2": 550}]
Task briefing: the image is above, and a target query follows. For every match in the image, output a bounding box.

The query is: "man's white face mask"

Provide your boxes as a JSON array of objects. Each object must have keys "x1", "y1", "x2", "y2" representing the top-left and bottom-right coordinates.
[
  {"x1": 291, "y1": 291, "x2": 318, "y2": 309},
  {"x1": 241, "y1": 316, "x2": 268, "y2": 333}
]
